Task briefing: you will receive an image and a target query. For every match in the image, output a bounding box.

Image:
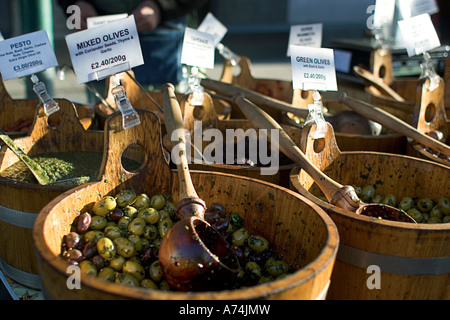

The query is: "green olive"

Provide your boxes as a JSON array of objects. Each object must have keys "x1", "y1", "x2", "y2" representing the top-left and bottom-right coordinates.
[
  {"x1": 115, "y1": 273, "x2": 139, "y2": 287},
  {"x1": 231, "y1": 228, "x2": 250, "y2": 246},
  {"x1": 407, "y1": 208, "x2": 423, "y2": 223},
  {"x1": 122, "y1": 206, "x2": 138, "y2": 219},
  {"x1": 381, "y1": 194, "x2": 397, "y2": 207},
  {"x1": 257, "y1": 276, "x2": 273, "y2": 285},
  {"x1": 115, "y1": 189, "x2": 137, "y2": 208},
  {"x1": 122, "y1": 260, "x2": 145, "y2": 281},
  {"x1": 158, "y1": 218, "x2": 173, "y2": 238},
  {"x1": 150, "y1": 194, "x2": 166, "y2": 210},
  {"x1": 245, "y1": 261, "x2": 261, "y2": 280},
  {"x1": 141, "y1": 238, "x2": 150, "y2": 250},
  {"x1": 429, "y1": 206, "x2": 443, "y2": 220},
  {"x1": 96, "y1": 237, "x2": 116, "y2": 260},
  {"x1": 142, "y1": 225, "x2": 158, "y2": 240},
  {"x1": 442, "y1": 215, "x2": 450, "y2": 223},
  {"x1": 117, "y1": 216, "x2": 131, "y2": 230},
  {"x1": 79, "y1": 260, "x2": 97, "y2": 277},
  {"x1": 417, "y1": 198, "x2": 434, "y2": 213},
  {"x1": 372, "y1": 194, "x2": 384, "y2": 204},
  {"x1": 159, "y1": 280, "x2": 170, "y2": 291},
  {"x1": 163, "y1": 202, "x2": 176, "y2": 219},
  {"x1": 128, "y1": 234, "x2": 143, "y2": 252},
  {"x1": 398, "y1": 197, "x2": 415, "y2": 211},
  {"x1": 89, "y1": 215, "x2": 107, "y2": 230},
  {"x1": 97, "y1": 267, "x2": 116, "y2": 281},
  {"x1": 437, "y1": 196, "x2": 450, "y2": 215},
  {"x1": 103, "y1": 225, "x2": 123, "y2": 239},
  {"x1": 361, "y1": 185, "x2": 375, "y2": 202},
  {"x1": 265, "y1": 258, "x2": 289, "y2": 276},
  {"x1": 422, "y1": 213, "x2": 430, "y2": 223},
  {"x1": 128, "y1": 218, "x2": 146, "y2": 236},
  {"x1": 93, "y1": 196, "x2": 117, "y2": 216},
  {"x1": 114, "y1": 237, "x2": 136, "y2": 258},
  {"x1": 247, "y1": 235, "x2": 269, "y2": 253},
  {"x1": 134, "y1": 193, "x2": 151, "y2": 210},
  {"x1": 148, "y1": 260, "x2": 163, "y2": 282},
  {"x1": 158, "y1": 210, "x2": 170, "y2": 221},
  {"x1": 137, "y1": 207, "x2": 160, "y2": 224},
  {"x1": 427, "y1": 216, "x2": 441, "y2": 224},
  {"x1": 140, "y1": 279, "x2": 158, "y2": 289},
  {"x1": 109, "y1": 255, "x2": 126, "y2": 271},
  {"x1": 83, "y1": 230, "x2": 105, "y2": 244},
  {"x1": 352, "y1": 185, "x2": 362, "y2": 197}
]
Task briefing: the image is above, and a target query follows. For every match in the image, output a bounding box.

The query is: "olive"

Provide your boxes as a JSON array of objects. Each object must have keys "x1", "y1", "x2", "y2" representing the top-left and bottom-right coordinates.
[
  {"x1": 381, "y1": 194, "x2": 397, "y2": 207},
  {"x1": 140, "y1": 238, "x2": 150, "y2": 250},
  {"x1": 159, "y1": 280, "x2": 171, "y2": 291},
  {"x1": 128, "y1": 234, "x2": 143, "y2": 252},
  {"x1": 158, "y1": 218, "x2": 173, "y2": 238},
  {"x1": 422, "y1": 213, "x2": 430, "y2": 223},
  {"x1": 247, "y1": 235, "x2": 269, "y2": 253},
  {"x1": 114, "y1": 237, "x2": 136, "y2": 258},
  {"x1": 137, "y1": 207, "x2": 160, "y2": 225},
  {"x1": 96, "y1": 237, "x2": 116, "y2": 260},
  {"x1": 108, "y1": 207, "x2": 125, "y2": 222},
  {"x1": 442, "y1": 215, "x2": 450, "y2": 223},
  {"x1": 122, "y1": 206, "x2": 138, "y2": 219},
  {"x1": 361, "y1": 185, "x2": 375, "y2": 202},
  {"x1": 352, "y1": 185, "x2": 362, "y2": 197},
  {"x1": 63, "y1": 248, "x2": 85, "y2": 262},
  {"x1": 245, "y1": 261, "x2": 261, "y2": 280},
  {"x1": 127, "y1": 218, "x2": 146, "y2": 236},
  {"x1": 93, "y1": 196, "x2": 117, "y2": 216},
  {"x1": 79, "y1": 260, "x2": 97, "y2": 277},
  {"x1": 163, "y1": 202, "x2": 176, "y2": 219},
  {"x1": 81, "y1": 241, "x2": 97, "y2": 259},
  {"x1": 437, "y1": 196, "x2": 450, "y2": 215},
  {"x1": 204, "y1": 210, "x2": 221, "y2": 223},
  {"x1": 76, "y1": 212, "x2": 92, "y2": 234},
  {"x1": 417, "y1": 198, "x2": 434, "y2": 213},
  {"x1": 148, "y1": 260, "x2": 163, "y2": 282},
  {"x1": 231, "y1": 228, "x2": 250, "y2": 246},
  {"x1": 142, "y1": 225, "x2": 158, "y2": 240},
  {"x1": 83, "y1": 230, "x2": 105, "y2": 244},
  {"x1": 115, "y1": 189, "x2": 136, "y2": 208},
  {"x1": 140, "y1": 279, "x2": 158, "y2": 289},
  {"x1": 407, "y1": 208, "x2": 423, "y2": 223},
  {"x1": 90, "y1": 215, "x2": 107, "y2": 230},
  {"x1": 117, "y1": 216, "x2": 131, "y2": 230},
  {"x1": 371, "y1": 194, "x2": 384, "y2": 204},
  {"x1": 109, "y1": 255, "x2": 126, "y2": 271},
  {"x1": 258, "y1": 276, "x2": 273, "y2": 285},
  {"x1": 140, "y1": 247, "x2": 155, "y2": 262},
  {"x1": 115, "y1": 273, "x2": 139, "y2": 287},
  {"x1": 91, "y1": 254, "x2": 106, "y2": 270},
  {"x1": 398, "y1": 197, "x2": 415, "y2": 211},
  {"x1": 97, "y1": 267, "x2": 116, "y2": 282},
  {"x1": 158, "y1": 210, "x2": 170, "y2": 220},
  {"x1": 134, "y1": 193, "x2": 151, "y2": 210},
  {"x1": 64, "y1": 232, "x2": 81, "y2": 249},
  {"x1": 265, "y1": 258, "x2": 289, "y2": 276},
  {"x1": 150, "y1": 194, "x2": 166, "y2": 210},
  {"x1": 429, "y1": 206, "x2": 443, "y2": 220},
  {"x1": 122, "y1": 260, "x2": 145, "y2": 281},
  {"x1": 427, "y1": 216, "x2": 441, "y2": 224},
  {"x1": 104, "y1": 225, "x2": 123, "y2": 240},
  {"x1": 212, "y1": 218, "x2": 229, "y2": 233},
  {"x1": 210, "y1": 203, "x2": 227, "y2": 216}
]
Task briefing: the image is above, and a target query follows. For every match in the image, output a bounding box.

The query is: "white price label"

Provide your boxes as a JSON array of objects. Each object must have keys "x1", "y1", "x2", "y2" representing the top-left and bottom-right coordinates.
[
  {"x1": 197, "y1": 12, "x2": 228, "y2": 48},
  {"x1": 87, "y1": 13, "x2": 128, "y2": 29},
  {"x1": 290, "y1": 45, "x2": 338, "y2": 92},
  {"x1": 287, "y1": 23, "x2": 322, "y2": 57},
  {"x1": 398, "y1": 0, "x2": 439, "y2": 18},
  {"x1": 374, "y1": 0, "x2": 396, "y2": 28},
  {"x1": 65, "y1": 15, "x2": 143, "y2": 83},
  {"x1": 0, "y1": 30, "x2": 58, "y2": 81},
  {"x1": 181, "y1": 27, "x2": 215, "y2": 69},
  {"x1": 398, "y1": 13, "x2": 441, "y2": 57}
]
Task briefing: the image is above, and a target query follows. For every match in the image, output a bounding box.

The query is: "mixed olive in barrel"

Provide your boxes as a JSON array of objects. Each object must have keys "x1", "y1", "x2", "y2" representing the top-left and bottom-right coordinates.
[{"x1": 61, "y1": 189, "x2": 292, "y2": 291}]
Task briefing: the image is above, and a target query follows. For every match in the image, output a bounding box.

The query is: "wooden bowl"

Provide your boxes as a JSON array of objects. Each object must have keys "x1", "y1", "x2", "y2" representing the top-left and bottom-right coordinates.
[
  {"x1": 33, "y1": 109, "x2": 339, "y2": 300},
  {"x1": 0, "y1": 100, "x2": 104, "y2": 288},
  {"x1": 290, "y1": 122, "x2": 450, "y2": 300}
]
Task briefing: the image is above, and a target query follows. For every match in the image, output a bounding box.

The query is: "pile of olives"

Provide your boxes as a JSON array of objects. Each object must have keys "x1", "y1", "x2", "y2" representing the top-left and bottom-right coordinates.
[
  {"x1": 352, "y1": 184, "x2": 450, "y2": 224},
  {"x1": 61, "y1": 189, "x2": 292, "y2": 291}
]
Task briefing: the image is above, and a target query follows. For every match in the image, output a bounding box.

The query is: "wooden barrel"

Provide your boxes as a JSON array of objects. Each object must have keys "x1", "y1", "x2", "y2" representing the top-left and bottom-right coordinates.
[
  {"x1": 33, "y1": 109, "x2": 339, "y2": 300},
  {"x1": 290, "y1": 122, "x2": 450, "y2": 299},
  {"x1": 0, "y1": 75, "x2": 95, "y2": 135},
  {"x1": 0, "y1": 100, "x2": 104, "y2": 288}
]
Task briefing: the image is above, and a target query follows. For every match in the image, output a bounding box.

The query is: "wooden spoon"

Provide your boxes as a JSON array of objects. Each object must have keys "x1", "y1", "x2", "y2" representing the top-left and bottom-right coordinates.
[
  {"x1": 339, "y1": 93, "x2": 450, "y2": 158},
  {"x1": 201, "y1": 78, "x2": 380, "y2": 136},
  {"x1": 233, "y1": 93, "x2": 416, "y2": 223},
  {"x1": 0, "y1": 130, "x2": 51, "y2": 185},
  {"x1": 158, "y1": 83, "x2": 240, "y2": 292}
]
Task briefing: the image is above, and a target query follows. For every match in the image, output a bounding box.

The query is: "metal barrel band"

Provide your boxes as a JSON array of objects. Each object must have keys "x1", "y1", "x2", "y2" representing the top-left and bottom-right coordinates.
[
  {"x1": 0, "y1": 203, "x2": 37, "y2": 229},
  {"x1": 338, "y1": 243, "x2": 450, "y2": 275},
  {"x1": 0, "y1": 256, "x2": 42, "y2": 290}
]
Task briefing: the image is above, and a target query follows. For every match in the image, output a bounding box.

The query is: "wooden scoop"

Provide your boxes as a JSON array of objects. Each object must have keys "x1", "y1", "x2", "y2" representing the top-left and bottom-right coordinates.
[
  {"x1": 158, "y1": 83, "x2": 240, "y2": 292},
  {"x1": 339, "y1": 93, "x2": 450, "y2": 158},
  {"x1": 0, "y1": 130, "x2": 50, "y2": 185},
  {"x1": 233, "y1": 93, "x2": 416, "y2": 223},
  {"x1": 201, "y1": 78, "x2": 380, "y2": 136}
]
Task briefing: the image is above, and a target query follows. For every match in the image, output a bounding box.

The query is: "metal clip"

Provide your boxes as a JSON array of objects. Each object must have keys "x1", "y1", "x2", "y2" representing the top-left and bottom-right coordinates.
[
  {"x1": 303, "y1": 91, "x2": 327, "y2": 139},
  {"x1": 216, "y1": 43, "x2": 241, "y2": 66},
  {"x1": 31, "y1": 74, "x2": 60, "y2": 116},
  {"x1": 420, "y1": 52, "x2": 440, "y2": 92},
  {"x1": 111, "y1": 83, "x2": 140, "y2": 130},
  {"x1": 187, "y1": 66, "x2": 204, "y2": 106}
]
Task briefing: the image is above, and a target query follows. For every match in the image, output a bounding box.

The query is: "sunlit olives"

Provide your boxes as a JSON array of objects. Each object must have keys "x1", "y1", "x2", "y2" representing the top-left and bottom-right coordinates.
[
  {"x1": 97, "y1": 237, "x2": 116, "y2": 260},
  {"x1": 361, "y1": 185, "x2": 375, "y2": 202},
  {"x1": 150, "y1": 194, "x2": 166, "y2": 210},
  {"x1": 248, "y1": 235, "x2": 269, "y2": 252},
  {"x1": 232, "y1": 228, "x2": 250, "y2": 246},
  {"x1": 417, "y1": 198, "x2": 434, "y2": 213},
  {"x1": 93, "y1": 196, "x2": 117, "y2": 216},
  {"x1": 138, "y1": 207, "x2": 160, "y2": 225},
  {"x1": 399, "y1": 197, "x2": 414, "y2": 211},
  {"x1": 79, "y1": 260, "x2": 97, "y2": 277},
  {"x1": 134, "y1": 193, "x2": 151, "y2": 210},
  {"x1": 115, "y1": 189, "x2": 137, "y2": 208}
]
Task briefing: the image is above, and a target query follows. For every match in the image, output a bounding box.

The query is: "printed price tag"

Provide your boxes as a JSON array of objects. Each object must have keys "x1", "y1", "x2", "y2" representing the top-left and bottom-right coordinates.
[
  {"x1": 197, "y1": 12, "x2": 228, "y2": 48},
  {"x1": 398, "y1": 0, "x2": 439, "y2": 18},
  {"x1": 181, "y1": 27, "x2": 215, "y2": 69},
  {"x1": 398, "y1": 13, "x2": 441, "y2": 57},
  {"x1": 87, "y1": 13, "x2": 128, "y2": 29},
  {"x1": 287, "y1": 23, "x2": 322, "y2": 56},
  {"x1": 373, "y1": 0, "x2": 396, "y2": 28},
  {"x1": 65, "y1": 15, "x2": 143, "y2": 83},
  {"x1": 290, "y1": 45, "x2": 338, "y2": 92},
  {"x1": 0, "y1": 30, "x2": 58, "y2": 81}
]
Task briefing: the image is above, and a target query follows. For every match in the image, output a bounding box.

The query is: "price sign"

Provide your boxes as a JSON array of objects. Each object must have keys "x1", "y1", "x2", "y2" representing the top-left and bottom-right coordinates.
[
  {"x1": 398, "y1": 13, "x2": 441, "y2": 57},
  {"x1": 0, "y1": 30, "x2": 58, "y2": 81},
  {"x1": 290, "y1": 45, "x2": 338, "y2": 92},
  {"x1": 287, "y1": 23, "x2": 322, "y2": 56},
  {"x1": 197, "y1": 12, "x2": 228, "y2": 48},
  {"x1": 180, "y1": 27, "x2": 215, "y2": 69},
  {"x1": 398, "y1": 0, "x2": 439, "y2": 18},
  {"x1": 373, "y1": 0, "x2": 396, "y2": 28},
  {"x1": 65, "y1": 15, "x2": 143, "y2": 83}
]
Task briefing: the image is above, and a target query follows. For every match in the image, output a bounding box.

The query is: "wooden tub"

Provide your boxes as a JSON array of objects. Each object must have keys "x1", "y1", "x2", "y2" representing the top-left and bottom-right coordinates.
[
  {"x1": 290, "y1": 122, "x2": 450, "y2": 299},
  {"x1": 33, "y1": 109, "x2": 339, "y2": 300}
]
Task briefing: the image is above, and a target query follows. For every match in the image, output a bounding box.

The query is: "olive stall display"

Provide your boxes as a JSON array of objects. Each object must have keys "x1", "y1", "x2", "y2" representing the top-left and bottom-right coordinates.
[{"x1": 60, "y1": 189, "x2": 293, "y2": 291}]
